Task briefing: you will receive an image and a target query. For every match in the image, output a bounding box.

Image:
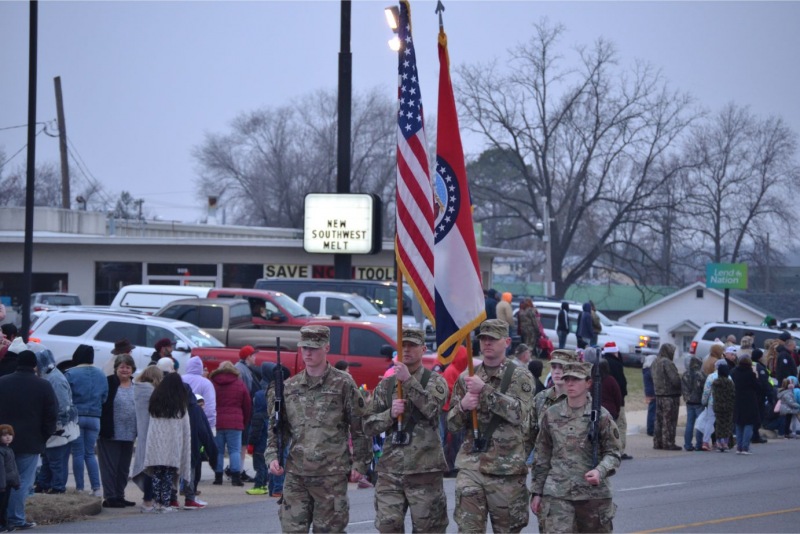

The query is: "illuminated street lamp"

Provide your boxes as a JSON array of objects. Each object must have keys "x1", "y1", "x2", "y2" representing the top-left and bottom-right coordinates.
[{"x1": 385, "y1": 5, "x2": 400, "y2": 50}]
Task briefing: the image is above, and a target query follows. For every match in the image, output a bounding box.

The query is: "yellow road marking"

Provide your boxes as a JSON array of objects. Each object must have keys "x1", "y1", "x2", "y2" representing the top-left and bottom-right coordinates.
[{"x1": 636, "y1": 506, "x2": 800, "y2": 533}]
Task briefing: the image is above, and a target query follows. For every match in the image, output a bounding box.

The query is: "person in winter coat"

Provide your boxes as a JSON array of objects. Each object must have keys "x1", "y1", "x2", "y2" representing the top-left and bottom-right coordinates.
[
  {"x1": 590, "y1": 301, "x2": 602, "y2": 346},
  {"x1": 65, "y1": 344, "x2": 108, "y2": 497},
  {"x1": 576, "y1": 302, "x2": 594, "y2": 349},
  {"x1": 483, "y1": 289, "x2": 498, "y2": 321},
  {"x1": 711, "y1": 364, "x2": 735, "y2": 452},
  {"x1": 245, "y1": 390, "x2": 269, "y2": 496},
  {"x1": 131, "y1": 365, "x2": 163, "y2": 512},
  {"x1": 774, "y1": 332, "x2": 798, "y2": 384},
  {"x1": 777, "y1": 379, "x2": 800, "y2": 438},
  {"x1": 0, "y1": 424, "x2": 21, "y2": 532},
  {"x1": 517, "y1": 299, "x2": 539, "y2": 348},
  {"x1": 98, "y1": 353, "x2": 138, "y2": 508},
  {"x1": 599, "y1": 359, "x2": 622, "y2": 420},
  {"x1": 642, "y1": 354, "x2": 656, "y2": 436},
  {"x1": 681, "y1": 355, "x2": 706, "y2": 451},
  {"x1": 33, "y1": 348, "x2": 79, "y2": 494},
  {"x1": 556, "y1": 301, "x2": 570, "y2": 350},
  {"x1": 731, "y1": 357, "x2": 761, "y2": 454},
  {"x1": 182, "y1": 383, "x2": 217, "y2": 508},
  {"x1": 181, "y1": 356, "x2": 217, "y2": 430},
  {"x1": 701, "y1": 343, "x2": 725, "y2": 376},
  {"x1": 0, "y1": 350, "x2": 57, "y2": 530},
  {"x1": 143, "y1": 373, "x2": 191, "y2": 512},
  {"x1": 651, "y1": 344, "x2": 682, "y2": 451},
  {"x1": 442, "y1": 346, "x2": 467, "y2": 477},
  {"x1": 602, "y1": 342, "x2": 631, "y2": 459},
  {"x1": 528, "y1": 359, "x2": 546, "y2": 395},
  {"x1": 495, "y1": 292, "x2": 514, "y2": 335},
  {"x1": 210, "y1": 362, "x2": 252, "y2": 487},
  {"x1": 750, "y1": 349, "x2": 772, "y2": 443}
]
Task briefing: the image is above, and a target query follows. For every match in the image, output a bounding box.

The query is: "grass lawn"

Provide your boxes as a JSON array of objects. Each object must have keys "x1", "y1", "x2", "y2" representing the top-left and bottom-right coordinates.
[{"x1": 538, "y1": 359, "x2": 648, "y2": 412}]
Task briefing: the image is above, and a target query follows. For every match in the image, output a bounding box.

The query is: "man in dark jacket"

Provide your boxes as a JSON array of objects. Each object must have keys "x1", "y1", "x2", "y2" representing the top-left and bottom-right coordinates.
[
  {"x1": 0, "y1": 350, "x2": 58, "y2": 530},
  {"x1": 602, "y1": 342, "x2": 632, "y2": 460},
  {"x1": 751, "y1": 349, "x2": 772, "y2": 443},
  {"x1": 775, "y1": 332, "x2": 798, "y2": 384}
]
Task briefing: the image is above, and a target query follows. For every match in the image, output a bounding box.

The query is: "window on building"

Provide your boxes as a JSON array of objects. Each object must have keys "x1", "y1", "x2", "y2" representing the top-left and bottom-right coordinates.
[
  {"x1": 696, "y1": 289, "x2": 704, "y2": 298},
  {"x1": 222, "y1": 264, "x2": 265, "y2": 289},
  {"x1": 95, "y1": 262, "x2": 143, "y2": 305}
]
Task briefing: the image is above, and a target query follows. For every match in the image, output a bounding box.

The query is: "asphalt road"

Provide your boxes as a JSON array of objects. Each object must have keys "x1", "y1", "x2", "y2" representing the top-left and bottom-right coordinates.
[{"x1": 35, "y1": 436, "x2": 800, "y2": 534}]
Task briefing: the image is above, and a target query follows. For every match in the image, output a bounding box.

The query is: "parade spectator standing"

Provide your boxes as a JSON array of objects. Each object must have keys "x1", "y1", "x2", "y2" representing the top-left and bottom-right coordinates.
[
  {"x1": 0, "y1": 331, "x2": 21, "y2": 378},
  {"x1": 642, "y1": 354, "x2": 656, "y2": 436},
  {"x1": 681, "y1": 355, "x2": 706, "y2": 451},
  {"x1": 602, "y1": 342, "x2": 631, "y2": 460},
  {"x1": 210, "y1": 362, "x2": 251, "y2": 487},
  {"x1": 775, "y1": 332, "x2": 798, "y2": 384},
  {"x1": 65, "y1": 344, "x2": 107, "y2": 497},
  {"x1": 576, "y1": 303, "x2": 594, "y2": 349},
  {"x1": 599, "y1": 360, "x2": 622, "y2": 421},
  {"x1": 441, "y1": 346, "x2": 467, "y2": 477},
  {"x1": 751, "y1": 349, "x2": 772, "y2": 443},
  {"x1": 131, "y1": 366, "x2": 163, "y2": 512},
  {"x1": 0, "y1": 424, "x2": 21, "y2": 532},
  {"x1": 530, "y1": 362, "x2": 621, "y2": 533},
  {"x1": 266, "y1": 325, "x2": 371, "y2": 532},
  {"x1": 364, "y1": 327, "x2": 449, "y2": 533},
  {"x1": 0, "y1": 350, "x2": 57, "y2": 530},
  {"x1": 33, "y1": 349, "x2": 79, "y2": 494},
  {"x1": 777, "y1": 379, "x2": 800, "y2": 438},
  {"x1": 701, "y1": 343, "x2": 725, "y2": 377},
  {"x1": 98, "y1": 353, "x2": 137, "y2": 508},
  {"x1": 245, "y1": 389, "x2": 270, "y2": 496},
  {"x1": 182, "y1": 356, "x2": 217, "y2": 430},
  {"x1": 447, "y1": 319, "x2": 533, "y2": 533},
  {"x1": 711, "y1": 364, "x2": 735, "y2": 451},
  {"x1": 496, "y1": 293, "x2": 514, "y2": 335},
  {"x1": 590, "y1": 302, "x2": 602, "y2": 346},
  {"x1": 234, "y1": 346, "x2": 259, "y2": 483},
  {"x1": 528, "y1": 360, "x2": 546, "y2": 395},
  {"x1": 182, "y1": 384, "x2": 216, "y2": 508},
  {"x1": 143, "y1": 373, "x2": 192, "y2": 513},
  {"x1": 150, "y1": 338, "x2": 178, "y2": 371},
  {"x1": 652, "y1": 344, "x2": 682, "y2": 450},
  {"x1": 484, "y1": 290, "x2": 498, "y2": 321},
  {"x1": 517, "y1": 299, "x2": 539, "y2": 348},
  {"x1": 556, "y1": 302, "x2": 570, "y2": 350},
  {"x1": 731, "y1": 357, "x2": 761, "y2": 454}
]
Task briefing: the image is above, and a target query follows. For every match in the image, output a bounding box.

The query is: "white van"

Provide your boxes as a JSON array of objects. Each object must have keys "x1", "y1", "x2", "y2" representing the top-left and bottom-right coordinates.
[{"x1": 110, "y1": 285, "x2": 211, "y2": 314}]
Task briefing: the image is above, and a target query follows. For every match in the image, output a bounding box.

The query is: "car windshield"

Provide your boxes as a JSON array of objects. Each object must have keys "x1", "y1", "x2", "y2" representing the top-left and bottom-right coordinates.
[
  {"x1": 176, "y1": 325, "x2": 224, "y2": 347},
  {"x1": 352, "y1": 294, "x2": 382, "y2": 315},
  {"x1": 273, "y1": 293, "x2": 313, "y2": 317}
]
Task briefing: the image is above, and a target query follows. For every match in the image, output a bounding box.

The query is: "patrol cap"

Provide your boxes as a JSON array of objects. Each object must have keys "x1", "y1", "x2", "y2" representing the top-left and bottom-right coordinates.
[
  {"x1": 478, "y1": 319, "x2": 509, "y2": 339},
  {"x1": 298, "y1": 325, "x2": 331, "y2": 348},
  {"x1": 562, "y1": 362, "x2": 592, "y2": 380},
  {"x1": 401, "y1": 327, "x2": 425, "y2": 346},
  {"x1": 550, "y1": 349, "x2": 579, "y2": 366}
]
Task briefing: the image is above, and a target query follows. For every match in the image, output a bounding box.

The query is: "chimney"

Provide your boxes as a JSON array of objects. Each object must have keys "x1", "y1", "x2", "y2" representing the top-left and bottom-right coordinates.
[{"x1": 207, "y1": 196, "x2": 218, "y2": 225}]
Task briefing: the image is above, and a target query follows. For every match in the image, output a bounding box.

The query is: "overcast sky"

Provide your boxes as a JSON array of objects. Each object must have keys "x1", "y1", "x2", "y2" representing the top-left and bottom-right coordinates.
[{"x1": 2, "y1": 0, "x2": 799, "y2": 222}]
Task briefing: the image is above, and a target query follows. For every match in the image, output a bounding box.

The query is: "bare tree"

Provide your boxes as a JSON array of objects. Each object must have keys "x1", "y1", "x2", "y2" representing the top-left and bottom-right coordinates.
[
  {"x1": 0, "y1": 161, "x2": 62, "y2": 207},
  {"x1": 194, "y1": 88, "x2": 396, "y2": 229},
  {"x1": 457, "y1": 20, "x2": 697, "y2": 296},
  {"x1": 679, "y1": 103, "x2": 800, "y2": 268}
]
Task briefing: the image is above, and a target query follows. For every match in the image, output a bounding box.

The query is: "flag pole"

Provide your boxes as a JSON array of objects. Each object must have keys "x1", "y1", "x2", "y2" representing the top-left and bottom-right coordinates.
[{"x1": 392, "y1": 270, "x2": 410, "y2": 445}]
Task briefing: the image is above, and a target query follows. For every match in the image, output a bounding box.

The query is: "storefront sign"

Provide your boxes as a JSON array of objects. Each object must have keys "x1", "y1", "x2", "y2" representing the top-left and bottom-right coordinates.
[
  {"x1": 706, "y1": 263, "x2": 748, "y2": 289},
  {"x1": 264, "y1": 264, "x2": 394, "y2": 281},
  {"x1": 303, "y1": 194, "x2": 382, "y2": 254}
]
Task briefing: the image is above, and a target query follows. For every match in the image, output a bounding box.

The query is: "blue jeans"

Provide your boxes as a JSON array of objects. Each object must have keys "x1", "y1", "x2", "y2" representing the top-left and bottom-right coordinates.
[
  {"x1": 214, "y1": 429, "x2": 242, "y2": 474},
  {"x1": 36, "y1": 443, "x2": 71, "y2": 492},
  {"x1": 557, "y1": 330, "x2": 568, "y2": 349},
  {"x1": 8, "y1": 453, "x2": 38, "y2": 527},
  {"x1": 71, "y1": 416, "x2": 101, "y2": 491},
  {"x1": 252, "y1": 424, "x2": 269, "y2": 488},
  {"x1": 736, "y1": 424, "x2": 754, "y2": 452},
  {"x1": 684, "y1": 404, "x2": 703, "y2": 450}
]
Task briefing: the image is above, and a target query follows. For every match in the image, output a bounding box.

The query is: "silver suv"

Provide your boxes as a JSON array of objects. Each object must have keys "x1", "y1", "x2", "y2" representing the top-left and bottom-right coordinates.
[
  {"x1": 689, "y1": 322, "x2": 800, "y2": 357},
  {"x1": 30, "y1": 309, "x2": 223, "y2": 374}
]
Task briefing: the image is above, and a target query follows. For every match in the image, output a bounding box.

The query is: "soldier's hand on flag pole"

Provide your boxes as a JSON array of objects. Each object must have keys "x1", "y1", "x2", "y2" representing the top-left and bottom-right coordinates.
[
  {"x1": 460, "y1": 391, "x2": 480, "y2": 411},
  {"x1": 391, "y1": 399, "x2": 406, "y2": 418},
  {"x1": 393, "y1": 361, "x2": 411, "y2": 382},
  {"x1": 465, "y1": 374, "x2": 485, "y2": 394}
]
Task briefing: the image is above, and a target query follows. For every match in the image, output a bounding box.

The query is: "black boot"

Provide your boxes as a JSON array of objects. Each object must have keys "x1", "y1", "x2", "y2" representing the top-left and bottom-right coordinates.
[
  {"x1": 224, "y1": 466, "x2": 232, "y2": 480},
  {"x1": 231, "y1": 473, "x2": 244, "y2": 487},
  {"x1": 213, "y1": 472, "x2": 223, "y2": 485},
  {"x1": 240, "y1": 470, "x2": 254, "y2": 483}
]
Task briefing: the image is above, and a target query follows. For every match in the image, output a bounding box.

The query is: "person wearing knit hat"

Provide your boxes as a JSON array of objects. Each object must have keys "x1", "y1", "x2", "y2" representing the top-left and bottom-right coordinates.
[
  {"x1": 149, "y1": 338, "x2": 178, "y2": 372},
  {"x1": 65, "y1": 344, "x2": 108, "y2": 497},
  {"x1": 0, "y1": 347, "x2": 58, "y2": 530}
]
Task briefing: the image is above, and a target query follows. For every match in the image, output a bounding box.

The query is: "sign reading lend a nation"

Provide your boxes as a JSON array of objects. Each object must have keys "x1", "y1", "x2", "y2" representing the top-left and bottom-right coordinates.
[{"x1": 706, "y1": 263, "x2": 748, "y2": 289}]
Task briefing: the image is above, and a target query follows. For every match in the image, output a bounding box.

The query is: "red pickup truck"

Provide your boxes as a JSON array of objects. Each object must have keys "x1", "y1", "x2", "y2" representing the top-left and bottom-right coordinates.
[{"x1": 192, "y1": 318, "x2": 438, "y2": 390}]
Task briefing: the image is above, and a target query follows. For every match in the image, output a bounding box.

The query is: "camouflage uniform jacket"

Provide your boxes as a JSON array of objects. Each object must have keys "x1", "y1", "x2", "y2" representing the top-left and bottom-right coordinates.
[
  {"x1": 447, "y1": 359, "x2": 534, "y2": 476},
  {"x1": 364, "y1": 366, "x2": 448, "y2": 474},
  {"x1": 531, "y1": 394, "x2": 621, "y2": 500},
  {"x1": 265, "y1": 363, "x2": 372, "y2": 475},
  {"x1": 528, "y1": 386, "x2": 567, "y2": 454}
]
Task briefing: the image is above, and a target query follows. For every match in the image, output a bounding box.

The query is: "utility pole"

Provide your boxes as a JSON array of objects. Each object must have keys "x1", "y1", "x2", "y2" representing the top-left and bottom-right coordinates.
[
  {"x1": 54, "y1": 76, "x2": 70, "y2": 209},
  {"x1": 22, "y1": 0, "x2": 39, "y2": 342}
]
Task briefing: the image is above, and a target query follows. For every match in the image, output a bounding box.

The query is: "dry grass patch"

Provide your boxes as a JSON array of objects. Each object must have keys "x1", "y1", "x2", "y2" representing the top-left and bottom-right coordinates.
[{"x1": 25, "y1": 490, "x2": 102, "y2": 525}]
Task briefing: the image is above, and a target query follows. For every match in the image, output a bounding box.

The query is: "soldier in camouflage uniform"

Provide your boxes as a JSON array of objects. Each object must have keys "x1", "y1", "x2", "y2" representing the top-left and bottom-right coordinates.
[
  {"x1": 651, "y1": 343, "x2": 682, "y2": 451},
  {"x1": 266, "y1": 325, "x2": 372, "y2": 533},
  {"x1": 531, "y1": 362, "x2": 621, "y2": 533},
  {"x1": 447, "y1": 319, "x2": 534, "y2": 533},
  {"x1": 364, "y1": 327, "x2": 449, "y2": 533}
]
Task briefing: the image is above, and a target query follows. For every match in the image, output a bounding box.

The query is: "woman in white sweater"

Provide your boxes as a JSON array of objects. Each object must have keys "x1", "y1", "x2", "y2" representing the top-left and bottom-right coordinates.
[{"x1": 143, "y1": 373, "x2": 191, "y2": 513}]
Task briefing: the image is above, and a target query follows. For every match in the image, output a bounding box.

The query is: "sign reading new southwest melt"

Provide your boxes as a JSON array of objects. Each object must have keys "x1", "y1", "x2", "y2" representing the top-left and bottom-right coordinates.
[
  {"x1": 303, "y1": 194, "x2": 382, "y2": 254},
  {"x1": 706, "y1": 263, "x2": 748, "y2": 290}
]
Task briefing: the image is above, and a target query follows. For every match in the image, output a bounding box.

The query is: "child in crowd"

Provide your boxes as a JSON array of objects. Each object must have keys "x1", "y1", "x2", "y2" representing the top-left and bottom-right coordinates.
[
  {"x1": 0, "y1": 425, "x2": 21, "y2": 532},
  {"x1": 777, "y1": 379, "x2": 800, "y2": 438},
  {"x1": 245, "y1": 389, "x2": 269, "y2": 496},
  {"x1": 712, "y1": 364, "x2": 735, "y2": 452}
]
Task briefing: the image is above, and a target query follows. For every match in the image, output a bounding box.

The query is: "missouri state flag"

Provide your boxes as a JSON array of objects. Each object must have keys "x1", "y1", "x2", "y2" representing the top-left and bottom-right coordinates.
[{"x1": 434, "y1": 27, "x2": 486, "y2": 364}]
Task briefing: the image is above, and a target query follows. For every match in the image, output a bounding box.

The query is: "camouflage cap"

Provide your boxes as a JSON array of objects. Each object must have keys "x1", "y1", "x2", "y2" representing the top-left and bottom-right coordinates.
[
  {"x1": 562, "y1": 361, "x2": 592, "y2": 380},
  {"x1": 550, "y1": 349, "x2": 579, "y2": 366},
  {"x1": 298, "y1": 325, "x2": 330, "y2": 348},
  {"x1": 402, "y1": 327, "x2": 425, "y2": 346},
  {"x1": 478, "y1": 319, "x2": 510, "y2": 339}
]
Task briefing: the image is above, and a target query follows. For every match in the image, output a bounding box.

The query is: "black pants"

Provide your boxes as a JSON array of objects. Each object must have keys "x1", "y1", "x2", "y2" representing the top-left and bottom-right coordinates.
[
  {"x1": 0, "y1": 488, "x2": 10, "y2": 528},
  {"x1": 97, "y1": 438, "x2": 134, "y2": 501}
]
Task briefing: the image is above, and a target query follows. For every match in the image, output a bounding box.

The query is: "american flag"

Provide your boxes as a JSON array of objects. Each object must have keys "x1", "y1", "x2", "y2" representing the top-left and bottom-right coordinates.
[{"x1": 395, "y1": 0, "x2": 435, "y2": 323}]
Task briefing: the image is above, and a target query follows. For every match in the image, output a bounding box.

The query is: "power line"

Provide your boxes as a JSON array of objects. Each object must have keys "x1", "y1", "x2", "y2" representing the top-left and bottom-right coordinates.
[
  {"x1": 0, "y1": 120, "x2": 52, "y2": 132},
  {"x1": 65, "y1": 138, "x2": 115, "y2": 206},
  {"x1": 0, "y1": 127, "x2": 46, "y2": 172}
]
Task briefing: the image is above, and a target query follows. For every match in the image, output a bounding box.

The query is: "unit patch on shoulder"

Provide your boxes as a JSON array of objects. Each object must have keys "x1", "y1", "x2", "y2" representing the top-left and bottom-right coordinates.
[
  {"x1": 436, "y1": 384, "x2": 446, "y2": 396},
  {"x1": 521, "y1": 382, "x2": 532, "y2": 393}
]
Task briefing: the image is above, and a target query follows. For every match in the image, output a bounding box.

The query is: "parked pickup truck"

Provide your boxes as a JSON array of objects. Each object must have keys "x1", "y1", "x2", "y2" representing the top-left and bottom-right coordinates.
[
  {"x1": 155, "y1": 298, "x2": 303, "y2": 350},
  {"x1": 191, "y1": 318, "x2": 439, "y2": 390}
]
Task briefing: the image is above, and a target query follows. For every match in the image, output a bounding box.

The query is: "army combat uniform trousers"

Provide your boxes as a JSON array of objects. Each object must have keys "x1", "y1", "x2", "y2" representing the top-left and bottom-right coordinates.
[
  {"x1": 373, "y1": 471, "x2": 448, "y2": 533},
  {"x1": 454, "y1": 469, "x2": 529, "y2": 533},
  {"x1": 279, "y1": 472, "x2": 349, "y2": 533},
  {"x1": 654, "y1": 396, "x2": 680, "y2": 449},
  {"x1": 540, "y1": 496, "x2": 615, "y2": 533}
]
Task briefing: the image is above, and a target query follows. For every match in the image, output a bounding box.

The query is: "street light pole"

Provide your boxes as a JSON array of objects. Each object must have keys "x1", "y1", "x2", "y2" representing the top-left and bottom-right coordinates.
[
  {"x1": 543, "y1": 203, "x2": 552, "y2": 297},
  {"x1": 334, "y1": 0, "x2": 353, "y2": 280}
]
